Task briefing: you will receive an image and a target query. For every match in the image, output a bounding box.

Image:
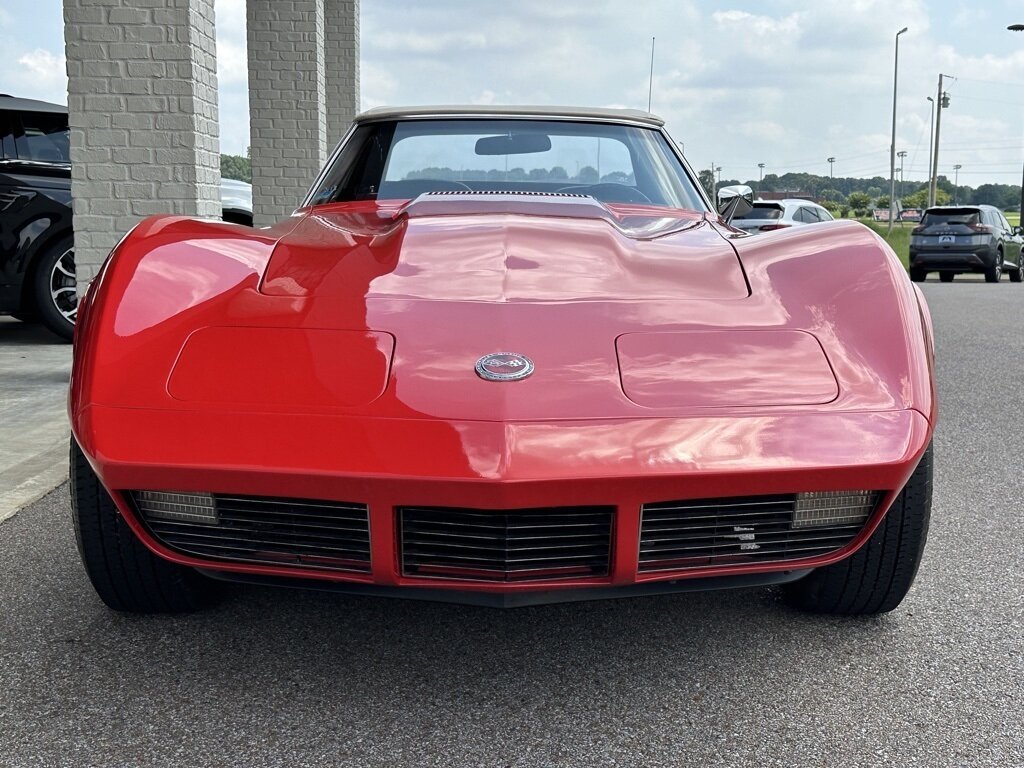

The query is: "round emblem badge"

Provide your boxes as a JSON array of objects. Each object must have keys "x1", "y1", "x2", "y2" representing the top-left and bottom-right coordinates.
[{"x1": 475, "y1": 352, "x2": 535, "y2": 382}]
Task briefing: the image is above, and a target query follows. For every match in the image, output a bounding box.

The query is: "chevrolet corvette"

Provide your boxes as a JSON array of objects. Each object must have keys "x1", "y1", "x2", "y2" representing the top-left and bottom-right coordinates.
[{"x1": 69, "y1": 106, "x2": 936, "y2": 614}]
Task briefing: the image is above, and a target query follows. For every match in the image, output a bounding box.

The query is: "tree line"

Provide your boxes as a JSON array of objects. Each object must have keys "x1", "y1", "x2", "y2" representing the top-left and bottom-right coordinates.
[{"x1": 700, "y1": 169, "x2": 1021, "y2": 213}]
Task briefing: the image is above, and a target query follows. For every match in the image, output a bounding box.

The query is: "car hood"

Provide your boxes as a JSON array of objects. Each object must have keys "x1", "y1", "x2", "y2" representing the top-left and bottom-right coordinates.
[{"x1": 260, "y1": 197, "x2": 749, "y2": 303}]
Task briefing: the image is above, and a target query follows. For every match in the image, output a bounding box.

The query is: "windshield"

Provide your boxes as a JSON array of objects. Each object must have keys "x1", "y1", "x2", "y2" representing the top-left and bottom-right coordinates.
[{"x1": 309, "y1": 119, "x2": 704, "y2": 210}]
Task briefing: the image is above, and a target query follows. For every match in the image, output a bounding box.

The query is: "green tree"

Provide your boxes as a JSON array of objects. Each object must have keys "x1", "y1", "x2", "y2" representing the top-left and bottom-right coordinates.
[
  {"x1": 697, "y1": 169, "x2": 715, "y2": 198},
  {"x1": 847, "y1": 191, "x2": 871, "y2": 211},
  {"x1": 577, "y1": 166, "x2": 599, "y2": 184},
  {"x1": 220, "y1": 151, "x2": 251, "y2": 183}
]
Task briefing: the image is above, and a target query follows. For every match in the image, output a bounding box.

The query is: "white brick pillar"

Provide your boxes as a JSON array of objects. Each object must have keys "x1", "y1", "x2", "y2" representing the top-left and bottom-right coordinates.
[
  {"x1": 325, "y1": 0, "x2": 360, "y2": 147},
  {"x1": 247, "y1": 0, "x2": 328, "y2": 226},
  {"x1": 246, "y1": 0, "x2": 359, "y2": 225},
  {"x1": 63, "y1": 0, "x2": 221, "y2": 292}
]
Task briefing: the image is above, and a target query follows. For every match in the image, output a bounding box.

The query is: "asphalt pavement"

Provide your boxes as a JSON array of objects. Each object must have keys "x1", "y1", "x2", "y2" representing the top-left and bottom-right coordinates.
[{"x1": 1, "y1": 282, "x2": 1022, "y2": 767}]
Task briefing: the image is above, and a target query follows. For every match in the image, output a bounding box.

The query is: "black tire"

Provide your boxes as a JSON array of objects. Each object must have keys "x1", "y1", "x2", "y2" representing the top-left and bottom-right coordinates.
[
  {"x1": 32, "y1": 236, "x2": 76, "y2": 340},
  {"x1": 939, "y1": 272, "x2": 954, "y2": 283},
  {"x1": 783, "y1": 444, "x2": 932, "y2": 615},
  {"x1": 1010, "y1": 260, "x2": 1023, "y2": 283},
  {"x1": 909, "y1": 268, "x2": 927, "y2": 283},
  {"x1": 71, "y1": 439, "x2": 218, "y2": 613},
  {"x1": 984, "y1": 252, "x2": 1003, "y2": 283}
]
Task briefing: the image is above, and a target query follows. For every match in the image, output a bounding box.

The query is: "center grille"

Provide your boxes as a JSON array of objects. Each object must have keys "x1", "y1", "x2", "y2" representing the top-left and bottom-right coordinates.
[
  {"x1": 639, "y1": 493, "x2": 878, "y2": 572},
  {"x1": 400, "y1": 506, "x2": 613, "y2": 581},
  {"x1": 132, "y1": 492, "x2": 371, "y2": 573}
]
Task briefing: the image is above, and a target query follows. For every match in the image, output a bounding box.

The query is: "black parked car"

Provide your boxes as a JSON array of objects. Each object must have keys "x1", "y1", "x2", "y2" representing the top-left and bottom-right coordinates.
[
  {"x1": 909, "y1": 204, "x2": 1023, "y2": 283},
  {"x1": 0, "y1": 95, "x2": 252, "y2": 339}
]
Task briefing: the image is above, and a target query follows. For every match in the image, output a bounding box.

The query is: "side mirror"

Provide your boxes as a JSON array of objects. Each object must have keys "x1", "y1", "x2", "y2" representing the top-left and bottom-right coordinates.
[
  {"x1": 1014, "y1": 225, "x2": 1023, "y2": 236},
  {"x1": 717, "y1": 185, "x2": 754, "y2": 224}
]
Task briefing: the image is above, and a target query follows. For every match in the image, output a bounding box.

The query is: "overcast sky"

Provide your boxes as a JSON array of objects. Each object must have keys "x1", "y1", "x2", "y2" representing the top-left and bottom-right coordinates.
[{"x1": 2, "y1": 0, "x2": 1022, "y2": 187}]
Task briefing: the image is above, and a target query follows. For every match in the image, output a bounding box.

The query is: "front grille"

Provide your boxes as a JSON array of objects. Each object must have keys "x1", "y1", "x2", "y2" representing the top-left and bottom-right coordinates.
[
  {"x1": 400, "y1": 506, "x2": 613, "y2": 581},
  {"x1": 639, "y1": 493, "x2": 879, "y2": 572},
  {"x1": 132, "y1": 492, "x2": 370, "y2": 573}
]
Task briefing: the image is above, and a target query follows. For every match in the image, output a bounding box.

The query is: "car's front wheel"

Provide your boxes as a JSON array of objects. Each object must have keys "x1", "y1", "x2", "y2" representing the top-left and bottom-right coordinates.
[
  {"x1": 71, "y1": 439, "x2": 218, "y2": 613},
  {"x1": 1010, "y1": 257, "x2": 1023, "y2": 283},
  {"x1": 32, "y1": 237, "x2": 77, "y2": 340},
  {"x1": 939, "y1": 272, "x2": 954, "y2": 283},
  {"x1": 783, "y1": 444, "x2": 932, "y2": 615}
]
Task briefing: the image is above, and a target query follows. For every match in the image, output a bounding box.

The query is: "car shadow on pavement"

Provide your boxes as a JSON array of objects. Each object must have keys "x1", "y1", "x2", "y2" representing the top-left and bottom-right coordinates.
[{"x1": 0, "y1": 316, "x2": 68, "y2": 346}]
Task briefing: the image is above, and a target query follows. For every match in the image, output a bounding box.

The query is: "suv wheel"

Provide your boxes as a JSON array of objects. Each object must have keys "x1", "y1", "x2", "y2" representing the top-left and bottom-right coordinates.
[
  {"x1": 783, "y1": 444, "x2": 932, "y2": 615},
  {"x1": 909, "y1": 268, "x2": 927, "y2": 282},
  {"x1": 985, "y1": 252, "x2": 1003, "y2": 283},
  {"x1": 32, "y1": 237, "x2": 77, "y2": 340},
  {"x1": 1010, "y1": 258, "x2": 1023, "y2": 283},
  {"x1": 939, "y1": 273, "x2": 954, "y2": 283},
  {"x1": 71, "y1": 439, "x2": 219, "y2": 613}
]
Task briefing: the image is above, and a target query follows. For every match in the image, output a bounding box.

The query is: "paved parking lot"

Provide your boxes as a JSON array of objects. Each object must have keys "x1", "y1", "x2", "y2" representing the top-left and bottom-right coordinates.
[
  {"x1": 0, "y1": 317, "x2": 71, "y2": 522},
  {"x1": 1, "y1": 282, "x2": 1022, "y2": 767}
]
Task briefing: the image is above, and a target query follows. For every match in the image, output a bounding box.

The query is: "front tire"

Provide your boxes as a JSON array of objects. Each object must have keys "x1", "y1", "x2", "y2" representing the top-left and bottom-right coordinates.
[
  {"x1": 32, "y1": 237, "x2": 77, "y2": 340},
  {"x1": 1010, "y1": 258, "x2": 1023, "y2": 283},
  {"x1": 71, "y1": 439, "x2": 218, "y2": 613},
  {"x1": 783, "y1": 444, "x2": 932, "y2": 615}
]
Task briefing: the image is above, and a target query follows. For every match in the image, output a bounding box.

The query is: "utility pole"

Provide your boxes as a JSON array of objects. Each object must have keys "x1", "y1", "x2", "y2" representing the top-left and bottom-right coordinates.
[
  {"x1": 647, "y1": 37, "x2": 655, "y2": 113},
  {"x1": 930, "y1": 74, "x2": 953, "y2": 207},
  {"x1": 757, "y1": 163, "x2": 765, "y2": 193},
  {"x1": 714, "y1": 165, "x2": 722, "y2": 197},
  {"x1": 1009, "y1": 25, "x2": 1024, "y2": 219},
  {"x1": 888, "y1": 26, "x2": 908, "y2": 235},
  {"x1": 897, "y1": 150, "x2": 907, "y2": 201},
  {"x1": 953, "y1": 164, "x2": 962, "y2": 204},
  {"x1": 827, "y1": 157, "x2": 835, "y2": 180},
  {"x1": 926, "y1": 96, "x2": 935, "y2": 204}
]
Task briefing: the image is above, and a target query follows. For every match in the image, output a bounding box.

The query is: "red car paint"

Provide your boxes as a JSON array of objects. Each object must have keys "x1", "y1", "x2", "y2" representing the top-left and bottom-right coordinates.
[{"x1": 70, "y1": 198, "x2": 936, "y2": 597}]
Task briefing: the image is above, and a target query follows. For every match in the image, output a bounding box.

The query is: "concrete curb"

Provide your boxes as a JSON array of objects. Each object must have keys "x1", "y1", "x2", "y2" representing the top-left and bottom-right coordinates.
[{"x1": 0, "y1": 437, "x2": 69, "y2": 524}]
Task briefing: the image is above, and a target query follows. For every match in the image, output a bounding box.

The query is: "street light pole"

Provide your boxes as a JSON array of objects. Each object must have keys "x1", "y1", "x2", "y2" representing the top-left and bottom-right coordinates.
[
  {"x1": 953, "y1": 163, "x2": 962, "y2": 204},
  {"x1": 926, "y1": 96, "x2": 935, "y2": 203},
  {"x1": 888, "y1": 26, "x2": 908, "y2": 235},
  {"x1": 827, "y1": 157, "x2": 835, "y2": 180},
  {"x1": 758, "y1": 162, "x2": 765, "y2": 188},
  {"x1": 1009, "y1": 25, "x2": 1024, "y2": 218}
]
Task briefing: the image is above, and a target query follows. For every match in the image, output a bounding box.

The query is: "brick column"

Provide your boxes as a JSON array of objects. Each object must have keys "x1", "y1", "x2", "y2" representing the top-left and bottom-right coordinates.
[
  {"x1": 325, "y1": 0, "x2": 360, "y2": 148},
  {"x1": 247, "y1": 0, "x2": 329, "y2": 226},
  {"x1": 63, "y1": 0, "x2": 221, "y2": 292}
]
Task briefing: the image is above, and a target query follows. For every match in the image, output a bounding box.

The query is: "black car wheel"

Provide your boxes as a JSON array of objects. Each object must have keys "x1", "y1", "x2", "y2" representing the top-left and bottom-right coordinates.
[
  {"x1": 909, "y1": 268, "x2": 927, "y2": 282},
  {"x1": 71, "y1": 439, "x2": 219, "y2": 613},
  {"x1": 984, "y1": 252, "x2": 1003, "y2": 283},
  {"x1": 939, "y1": 273, "x2": 954, "y2": 283},
  {"x1": 1010, "y1": 258, "x2": 1023, "y2": 283},
  {"x1": 32, "y1": 236, "x2": 77, "y2": 340},
  {"x1": 783, "y1": 444, "x2": 932, "y2": 615}
]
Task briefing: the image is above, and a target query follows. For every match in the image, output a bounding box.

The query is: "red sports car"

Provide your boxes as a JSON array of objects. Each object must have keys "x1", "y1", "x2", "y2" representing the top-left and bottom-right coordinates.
[{"x1": 69, "y1": 106, "x2": 936, "y2": 614}]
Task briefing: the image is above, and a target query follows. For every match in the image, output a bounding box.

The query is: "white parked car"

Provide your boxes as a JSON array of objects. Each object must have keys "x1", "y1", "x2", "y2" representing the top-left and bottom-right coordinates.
[{"x1": 731, "y1": 199, "x2": 834, "y2": 234}]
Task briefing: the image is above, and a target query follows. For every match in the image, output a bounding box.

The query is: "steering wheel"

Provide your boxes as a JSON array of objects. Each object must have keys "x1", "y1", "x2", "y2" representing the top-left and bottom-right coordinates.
[{"x1": 556, "y1": 183, "x2": 653, "y2": 204}]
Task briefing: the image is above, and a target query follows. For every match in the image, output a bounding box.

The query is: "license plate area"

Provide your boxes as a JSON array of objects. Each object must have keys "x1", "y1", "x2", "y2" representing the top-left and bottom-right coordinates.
[{"x1": 939, "y1": 235, "x2": 955, "y2": 244}]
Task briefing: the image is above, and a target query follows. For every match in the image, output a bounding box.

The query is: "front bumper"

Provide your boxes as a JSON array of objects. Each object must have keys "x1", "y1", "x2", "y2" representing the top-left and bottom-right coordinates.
[{"x1": 75, "y1": 404, "x2": 932, "y2": 604}]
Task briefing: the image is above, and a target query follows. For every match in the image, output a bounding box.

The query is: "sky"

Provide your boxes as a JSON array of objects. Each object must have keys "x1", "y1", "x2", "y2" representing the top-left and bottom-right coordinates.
[{"x1": 1, "y1": 0, "x2": 1023, "y2": 188}]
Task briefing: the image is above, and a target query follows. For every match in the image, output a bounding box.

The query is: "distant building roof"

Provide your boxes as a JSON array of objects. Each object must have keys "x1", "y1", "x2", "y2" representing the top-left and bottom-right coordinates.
[{"x1": 0, "y1": 95, "x2": 67, "y2": 114}]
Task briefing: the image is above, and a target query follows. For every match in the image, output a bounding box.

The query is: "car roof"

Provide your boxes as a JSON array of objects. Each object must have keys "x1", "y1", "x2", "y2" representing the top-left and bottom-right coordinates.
[
  {"x1": 355, "y1": 105, "x2": 665, "y2": 128},
  {"x1": 0, "y1": 95, "x2": 67, "y2": 114}
]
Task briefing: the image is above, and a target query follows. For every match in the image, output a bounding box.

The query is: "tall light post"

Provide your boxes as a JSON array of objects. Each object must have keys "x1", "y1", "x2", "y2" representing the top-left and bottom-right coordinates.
[
  {"x1": 926, "y1": 96, "x2": 935, "y2": 203},
  {"x1": 953, "y1": 163, "x2": 962, "y2": 204},
  {"x1": 888, "y1": 26, "x2": 908, "y2": 235},
  {"x1": 827, "y1": 157, "x2": 835, "y2": 180},
  {"x1": 714, "y1": 165, "x2": 722, "y2": 196},
  {"x1": 758, "y1": 162, "x2": 765, "y2": 187},
  {"x1": 1009, "y1": 25, "x2": 1024, "y2": 218}
]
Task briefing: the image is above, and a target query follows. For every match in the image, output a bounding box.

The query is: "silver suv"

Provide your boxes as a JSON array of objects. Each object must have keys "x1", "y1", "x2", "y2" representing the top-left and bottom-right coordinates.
[{"x1": 730, "y1": 199, "x2": 835, "y2": 234}]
